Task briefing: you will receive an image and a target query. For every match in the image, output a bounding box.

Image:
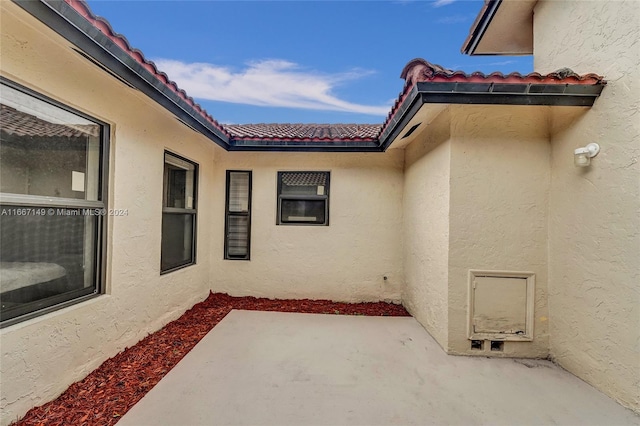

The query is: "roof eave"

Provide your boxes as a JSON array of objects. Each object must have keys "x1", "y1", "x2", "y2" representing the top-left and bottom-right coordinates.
[
  {"x1": 10, "y1": 2, "x2": 604, "y2": 154},
  {"x1": 378, "y1": 81, "x2": 605, "y2": 150},
  {"x1": 461, "y1": 0, "x2": 502, "y2": 55},
  {"x1": 461, "y1": 0, "x2": 536, "y2": 56},
  {"x1": 12, "y1": 0, "x2": 232, "y2": 150},
  {"x1": 378, "y1": 85, "x2": 423, "y2": 151},
  {"x1": 415, "y1": 81, "x2": 605, "y2": 102},
  {"x1": 12, "y1": 0, "x2": 385, "y2": 153}
]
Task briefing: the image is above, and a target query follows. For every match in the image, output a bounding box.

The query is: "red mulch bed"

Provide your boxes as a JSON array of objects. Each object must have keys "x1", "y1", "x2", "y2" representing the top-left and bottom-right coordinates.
[{"x1": 14, "y1": 292, "x2": 409, "y2": 426}]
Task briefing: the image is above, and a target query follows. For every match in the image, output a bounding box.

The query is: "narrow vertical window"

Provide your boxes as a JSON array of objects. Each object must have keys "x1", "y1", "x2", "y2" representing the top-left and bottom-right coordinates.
[
  {"x1": 225, "y1": 171, "x2": 251, "y2": 260},
  {"x1": 161, "y1": 152, "x2": 197, "y2": 273}
]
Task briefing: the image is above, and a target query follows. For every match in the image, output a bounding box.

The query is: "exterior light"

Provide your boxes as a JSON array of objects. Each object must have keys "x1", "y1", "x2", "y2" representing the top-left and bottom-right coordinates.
[{"x1": 574, "y1": 143, "x2": 600, "y2": 167}]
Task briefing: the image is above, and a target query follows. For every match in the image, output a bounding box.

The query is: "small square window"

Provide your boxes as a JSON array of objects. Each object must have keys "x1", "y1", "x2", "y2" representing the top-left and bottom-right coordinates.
[{"x1": 277, "y1": 172, "x2": 329, "y2": 226}]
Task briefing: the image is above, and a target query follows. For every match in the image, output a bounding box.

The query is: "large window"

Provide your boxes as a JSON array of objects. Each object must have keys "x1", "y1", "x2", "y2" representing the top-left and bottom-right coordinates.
[
  {"x1": 224, "y1": 171, "x2": 252, "y2": 260},
  {"x1": 0, "y1": 78, "x2": 108, "y2": 326},
  {"x1": 161, "y1": 152, "x2": 197, "y2": 273},
  {"x1": 277, "y1": 171, "x2": 330, "y2": 225}
]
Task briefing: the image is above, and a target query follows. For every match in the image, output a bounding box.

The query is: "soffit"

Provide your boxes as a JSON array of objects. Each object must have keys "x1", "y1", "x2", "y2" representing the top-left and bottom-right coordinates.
[{"x1": 462, "y1": 0, "x2": 537, "y2": 56}]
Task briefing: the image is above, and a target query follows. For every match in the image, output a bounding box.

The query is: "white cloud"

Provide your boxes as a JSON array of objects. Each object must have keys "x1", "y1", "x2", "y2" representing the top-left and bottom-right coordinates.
[
  {"x1": 152, "y1": 59, "x2": 390, "y2": 116},
  {"x1": 432, "y1": 0, "x2": 456, "y2": 7}
]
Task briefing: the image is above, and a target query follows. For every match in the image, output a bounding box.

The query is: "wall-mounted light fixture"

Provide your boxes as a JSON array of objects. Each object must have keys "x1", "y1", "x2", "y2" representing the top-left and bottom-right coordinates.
[{"x1": 574, "y1": 143, "x2": 600, "y2": 167}]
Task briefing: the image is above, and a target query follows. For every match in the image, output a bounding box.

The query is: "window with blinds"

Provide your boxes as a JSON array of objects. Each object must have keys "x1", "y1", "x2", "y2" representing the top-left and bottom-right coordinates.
[
  {"x1": 277, "y1": 171, "x2": 330, "y2": 225},
  {"x1": 225, "y1": 171, "x2": 252, "y2": 260}
]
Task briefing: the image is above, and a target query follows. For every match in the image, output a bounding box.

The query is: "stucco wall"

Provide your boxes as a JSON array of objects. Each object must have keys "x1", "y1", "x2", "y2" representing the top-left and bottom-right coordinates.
[
  {"x1": 210, "y1": 149, "x2": 405, "y2": 303},
  {"x1": 534, "y1": 0, "x2": 640, "y2": 412},
  {"x1": 402, "y1": 111, "x2": 451, "y2": 349},
  {"x1": 0, "y1": 4, "x2": 216, "y2": 423},
  {"x1": 400, "y1": 105, "x2": 550, "y2": 358},
  {"x1": 447, "y1": 105, "x2": 550, "y2": 357}
]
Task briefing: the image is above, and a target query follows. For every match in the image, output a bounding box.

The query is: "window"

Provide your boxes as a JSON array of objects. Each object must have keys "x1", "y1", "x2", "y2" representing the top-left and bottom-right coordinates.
[
  {"x1": 0, "y1": 78, "x2": 109, "y2": 326},
  {"x1": 277, "y1": 171, "x2": 330, "y2": 225},
  {"x1": 224, "y1": 171, "x2": 252, "y2": 260},
  {"x1": 161, "y1": 152, "x2": 197, "y2": 273}
]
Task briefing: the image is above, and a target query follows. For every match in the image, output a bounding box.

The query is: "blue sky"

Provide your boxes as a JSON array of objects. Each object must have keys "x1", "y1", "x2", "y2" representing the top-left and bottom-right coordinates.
[{"x1": 86, "y1": 0, "x2": 532, "y2": 124}]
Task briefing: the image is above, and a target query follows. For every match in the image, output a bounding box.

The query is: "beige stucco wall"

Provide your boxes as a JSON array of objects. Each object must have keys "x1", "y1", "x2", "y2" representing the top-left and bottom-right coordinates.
[
  {"x1": 2, "y1": 0, "x2": 637, "y2": 421},
  {"x1": 401, "y1": 105, "x2": 550, "y2": 358},
  {"x1": 0, "y1": 4, "x2": 216, "y2": 423},
  {"x1": 402, "y1": 111, "x2": 451, "y2": 349},
  {"x1": 534, "y1": 0, "x2": 640, "y2": 412},
  {"x1": 447, "y1": 105, "x2": 550, "y2": 357},
  {"x1": 210, "y1": 148, "x2": 404, "y2": 303},
  {"x1": 0, "y1": 4, "x2": 406, "y2": 422}
]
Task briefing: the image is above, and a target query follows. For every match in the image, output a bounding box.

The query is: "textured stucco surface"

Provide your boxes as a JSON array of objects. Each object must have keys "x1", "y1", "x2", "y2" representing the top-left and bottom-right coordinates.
[
  {"x1": 2, "y1": 0, "x2": 639, "y2": 421},
  {"x1": 402, "y1": 110, "x2": 451, "y2": 349},
  {"x1": 0, "y1": 5, "x2": 405, "y2": 422},
  {"x1": 401, "y1": 106, "x2": 551, "y2": 358},
  {"x1": 447, "y1": 105, "x2": 550, "y2": 358},
  {"x1": 0, "y1": 4, "x2": 215, "y2": 423},
  {"x1": 534, "y1": 0, "x2": 640, "y2": 412},
  {"x1": 210, "y1": 148, "x2": 405, "y2": 303}
]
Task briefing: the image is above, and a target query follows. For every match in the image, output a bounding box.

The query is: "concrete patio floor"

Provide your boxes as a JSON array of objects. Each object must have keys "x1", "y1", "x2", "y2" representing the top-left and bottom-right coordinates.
[{"x1": 119, "y1": 310, "x2": 639, "y2": 426}]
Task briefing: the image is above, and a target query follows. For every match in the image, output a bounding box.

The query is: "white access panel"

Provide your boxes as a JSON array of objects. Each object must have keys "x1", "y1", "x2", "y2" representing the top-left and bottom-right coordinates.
[{"x1": 468, "y1": 271, "x2": 535, "y2": 341}]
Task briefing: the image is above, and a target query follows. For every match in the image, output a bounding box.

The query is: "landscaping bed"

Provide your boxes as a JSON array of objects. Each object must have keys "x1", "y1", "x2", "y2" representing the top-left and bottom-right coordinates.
[{"x1": 14, "y1": 292, "x2": 409, "y2": 425}]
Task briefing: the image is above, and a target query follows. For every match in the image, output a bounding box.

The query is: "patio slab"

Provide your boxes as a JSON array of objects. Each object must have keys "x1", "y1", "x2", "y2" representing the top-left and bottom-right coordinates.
[{"x1": 118, "y1": 310, "x2": 639, "y2": 426}]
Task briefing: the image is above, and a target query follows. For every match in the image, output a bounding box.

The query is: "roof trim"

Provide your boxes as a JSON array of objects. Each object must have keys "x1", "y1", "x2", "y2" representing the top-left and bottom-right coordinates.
[
  {"x1": 461, "y1": 0, "x2": 502, "y2": 55},
  {"x1": 378, "y1": 85, "x2": 423, "y2": 151},
  {"x1": 377, "y1": 82, "x2": 605, "y2": 150},
  {"x1": 10, "y1": 2, "x2": 605, "y2": 153},
  {"x1": 229, "y1": 140, "x2": 382, "y2": 152},
  {"x1": 14, "y1": 0, "x2": 383, "y2": 152},
  {"x1": 13, "y1": 0, "x2": 232, "y2": 150},
  {"x1": 377, "y1": 59, "x2": 605, "y2": 149},
  {"x1": 461, "y1": 0, "x2": 537, "y2": 56},
  {"x1": 415, "y1": 81, "x2": 604, "y2": 105}
]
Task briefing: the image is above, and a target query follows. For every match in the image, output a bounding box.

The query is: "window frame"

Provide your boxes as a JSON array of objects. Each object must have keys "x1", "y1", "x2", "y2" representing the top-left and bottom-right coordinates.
[
  {"x1": 276, "y1": 171, "x2": 330, "y2": 226},
  {"x1": 0, "y1": 77, "x2": 109, "y2": 328},
  {"x1": 160, "y1": 151, "x2": 198, "y2": 274},
  {"x1": 224, "y1": 170, "x2": 252, "y2": 260}
]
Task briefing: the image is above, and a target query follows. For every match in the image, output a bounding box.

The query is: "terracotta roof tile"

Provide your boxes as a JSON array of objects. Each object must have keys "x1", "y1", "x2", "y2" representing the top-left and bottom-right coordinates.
[
  {"x1": 64, "y1": 1, "x2": 384, "y2": 143},
  {"x1": 225, "y1": 123, "x2": 381, "y2": 142},
  {"x1": 381, "y1": 58, "x2": 606, "y2": 137},
  {"x1": 64, "y1": 0, "x2": 230, "y2": 138},
  {"x1": 400, "y1": 58, "x2": 605, "y2": 86},
  {"x1": 59, "y1": 3, "x2": 606, "y2": 146}
]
